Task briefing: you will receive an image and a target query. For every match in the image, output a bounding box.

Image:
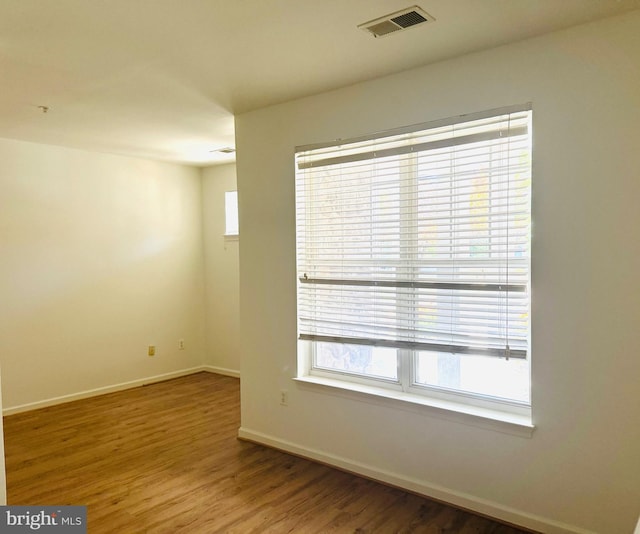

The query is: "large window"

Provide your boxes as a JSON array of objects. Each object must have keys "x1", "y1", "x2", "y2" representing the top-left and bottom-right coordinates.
[{"x1": 295, "y1": 105, "x2": 532, "y2": 410}]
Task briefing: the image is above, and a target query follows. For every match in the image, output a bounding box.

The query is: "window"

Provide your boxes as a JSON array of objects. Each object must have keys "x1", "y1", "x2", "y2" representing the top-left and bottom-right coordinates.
[
  {"x1": 225, "y1": 191, "x2": 239, "y2": 236},
  {"x1": 295, "y1": 105, "x2": 532, "y2": 413}
]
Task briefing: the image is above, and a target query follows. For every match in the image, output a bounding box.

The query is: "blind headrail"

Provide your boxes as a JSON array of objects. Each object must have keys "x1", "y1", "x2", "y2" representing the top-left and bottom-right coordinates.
[
  {"x1": 297, "y1": 125, "x2": 528, "y2": 170},
  {"x1": 295, "y1": 102, "x2": 532, "y2": 154}
]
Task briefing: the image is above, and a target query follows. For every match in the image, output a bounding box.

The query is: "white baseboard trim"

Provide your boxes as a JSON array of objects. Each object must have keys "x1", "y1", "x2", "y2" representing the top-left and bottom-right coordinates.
[
  {"x1": 202, "y1": 365, "x2": 240, "y2": 378},
  {"x1": 3, "y1": 366, "x2": 207, "y2": 416},
  {"x1": 237, "y1": 427, "x2": 595, "y2": 534}
]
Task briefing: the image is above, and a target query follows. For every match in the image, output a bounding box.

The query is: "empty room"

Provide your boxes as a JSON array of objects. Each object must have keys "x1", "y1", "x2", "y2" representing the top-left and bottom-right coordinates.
[{"x1": 0, "y1": 2, "x2": 639, "y2": 533}]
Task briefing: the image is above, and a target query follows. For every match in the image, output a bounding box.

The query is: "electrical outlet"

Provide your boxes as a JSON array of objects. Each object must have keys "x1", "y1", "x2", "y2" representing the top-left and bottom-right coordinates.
[
  {"x1": 178, "y1": 339, "x2": 185, "y2": 350},
  {"x1": 148, "y1": 345, "x2": 155, "y2": 357},
  {"x1": 280, "y1": 390, "x2": 288, "y2": 406}
]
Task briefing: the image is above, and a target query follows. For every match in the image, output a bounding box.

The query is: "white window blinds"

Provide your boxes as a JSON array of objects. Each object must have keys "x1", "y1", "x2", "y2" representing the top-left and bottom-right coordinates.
[{"x1": 295, "y1": 105, "x2": 531, "y2": 360}]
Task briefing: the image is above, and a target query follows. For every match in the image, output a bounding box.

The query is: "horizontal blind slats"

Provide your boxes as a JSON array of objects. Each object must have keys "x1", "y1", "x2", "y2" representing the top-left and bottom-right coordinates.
[{"x1": 296, "y1": 108, "x2": 531, "y2": 360}]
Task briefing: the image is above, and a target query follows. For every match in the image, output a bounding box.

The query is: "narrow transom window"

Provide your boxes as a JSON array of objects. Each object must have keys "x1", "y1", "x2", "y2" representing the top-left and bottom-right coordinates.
[
  {"x1": 295, "y1": 105, "x2": 532, "y2": 408},
  {"x1": 225, "y1": 191, "x2": 239, "y2": 236}
]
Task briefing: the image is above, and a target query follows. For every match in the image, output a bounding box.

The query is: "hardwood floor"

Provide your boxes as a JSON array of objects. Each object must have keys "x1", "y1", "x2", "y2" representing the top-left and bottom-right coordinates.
[{"x1": 4, "y1": 372, "x2": 532, "y2": 533}]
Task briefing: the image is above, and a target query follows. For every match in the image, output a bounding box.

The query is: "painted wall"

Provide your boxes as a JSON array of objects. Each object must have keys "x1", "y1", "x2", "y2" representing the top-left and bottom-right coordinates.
[
  {"x1": 235, "y1": 11, "x2": 640, "y2": 534},
  {"x1": 202, "y1": 164, "x2": 240, "y2": 375},
  {"x1": 0, "y1": 138, "x2": 206, "y2": 412}
]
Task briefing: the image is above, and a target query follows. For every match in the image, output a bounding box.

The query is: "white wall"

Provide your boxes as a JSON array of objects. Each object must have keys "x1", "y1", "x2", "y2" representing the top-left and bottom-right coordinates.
[
  {"x1": 202, "y1": 164, "x2": 240, "y2": 375},
  {"x1": 235, "y1": 11, "x2": 640, "y2": 534},
  {"x1": 0, "y1": 138, "x2": 206, "y2": 412}
]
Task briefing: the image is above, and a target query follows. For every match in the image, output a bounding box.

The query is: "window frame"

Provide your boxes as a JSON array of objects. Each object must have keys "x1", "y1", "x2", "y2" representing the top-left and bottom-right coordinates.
[
  {"x1": 224, "y1": 190, "x2": 239, "y2": 237},
  {"x1": 295, "y1": 105, "x2": 533, "y2": 424}
]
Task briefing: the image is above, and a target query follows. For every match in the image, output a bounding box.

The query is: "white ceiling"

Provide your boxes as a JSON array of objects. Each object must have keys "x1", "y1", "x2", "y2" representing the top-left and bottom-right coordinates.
[{"x1": 1, "y1": 0, "x2": 638, "y2": 166}]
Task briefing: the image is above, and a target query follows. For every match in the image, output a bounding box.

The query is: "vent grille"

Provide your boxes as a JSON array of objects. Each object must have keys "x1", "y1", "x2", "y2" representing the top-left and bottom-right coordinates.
[
  {"x1": 210, "y1": 147, "x2": 236, "y2": 154},
  {"x1": 391, "y1": 10, "x2": 427, "y2": 28},
  {"x1": 358, "y1": 6, "x2": 434, "y2": 38}
]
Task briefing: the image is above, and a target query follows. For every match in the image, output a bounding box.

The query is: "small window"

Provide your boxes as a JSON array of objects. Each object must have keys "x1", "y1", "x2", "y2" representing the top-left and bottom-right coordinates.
[{"x1": 225, "y1": 191, "x2": 239, "y2": 236}]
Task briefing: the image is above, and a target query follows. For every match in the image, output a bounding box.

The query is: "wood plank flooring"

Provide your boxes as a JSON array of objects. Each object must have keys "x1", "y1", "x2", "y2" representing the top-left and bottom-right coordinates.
[{"x1": 4, "y1": 372, "x2": 532, "y2": 533}]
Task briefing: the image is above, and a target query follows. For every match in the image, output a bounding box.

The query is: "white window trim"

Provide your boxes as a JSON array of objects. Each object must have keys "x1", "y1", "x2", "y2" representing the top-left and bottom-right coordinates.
[
  {"x1": 297, "y1": 339, "x2": 533, "y2": 435},
  {"x1": 295, "y1": 104, "x2": 533, "y2": 433}
]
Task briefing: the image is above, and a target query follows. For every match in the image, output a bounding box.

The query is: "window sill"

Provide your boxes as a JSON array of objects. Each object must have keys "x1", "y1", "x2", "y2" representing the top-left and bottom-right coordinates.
[
  {"x1": 224, "y1": 233, "x2": 239, "y2": 241},
  {"x1": 293, "y1": 375, "x2": 534, "y2": 438}
]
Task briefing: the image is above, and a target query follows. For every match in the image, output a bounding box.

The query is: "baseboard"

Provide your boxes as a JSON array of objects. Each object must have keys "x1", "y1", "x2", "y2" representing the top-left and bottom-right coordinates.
[
  {"x1": 3, "y1": 366, "x2": 207, "y2": 416},
  {"x1": 202, "y1": 365, "x2": 240, "y2": 378},
  {"x1": 237, "y1": 427, "x2": 595, "y2": 534}
]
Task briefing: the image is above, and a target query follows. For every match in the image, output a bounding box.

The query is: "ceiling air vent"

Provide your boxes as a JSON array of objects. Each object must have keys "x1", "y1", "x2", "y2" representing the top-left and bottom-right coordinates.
[
  {"x1": 358, "y1": 6, "x2": 434, "y2": 38},
  {"x1": 210, "y1": 147, "x2": 236, "y2": 154}
]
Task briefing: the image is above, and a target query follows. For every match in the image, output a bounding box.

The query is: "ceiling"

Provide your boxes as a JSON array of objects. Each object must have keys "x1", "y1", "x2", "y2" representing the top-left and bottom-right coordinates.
[{"x1": 1, "y1": 0, "x2": 638, "y2": 166}]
